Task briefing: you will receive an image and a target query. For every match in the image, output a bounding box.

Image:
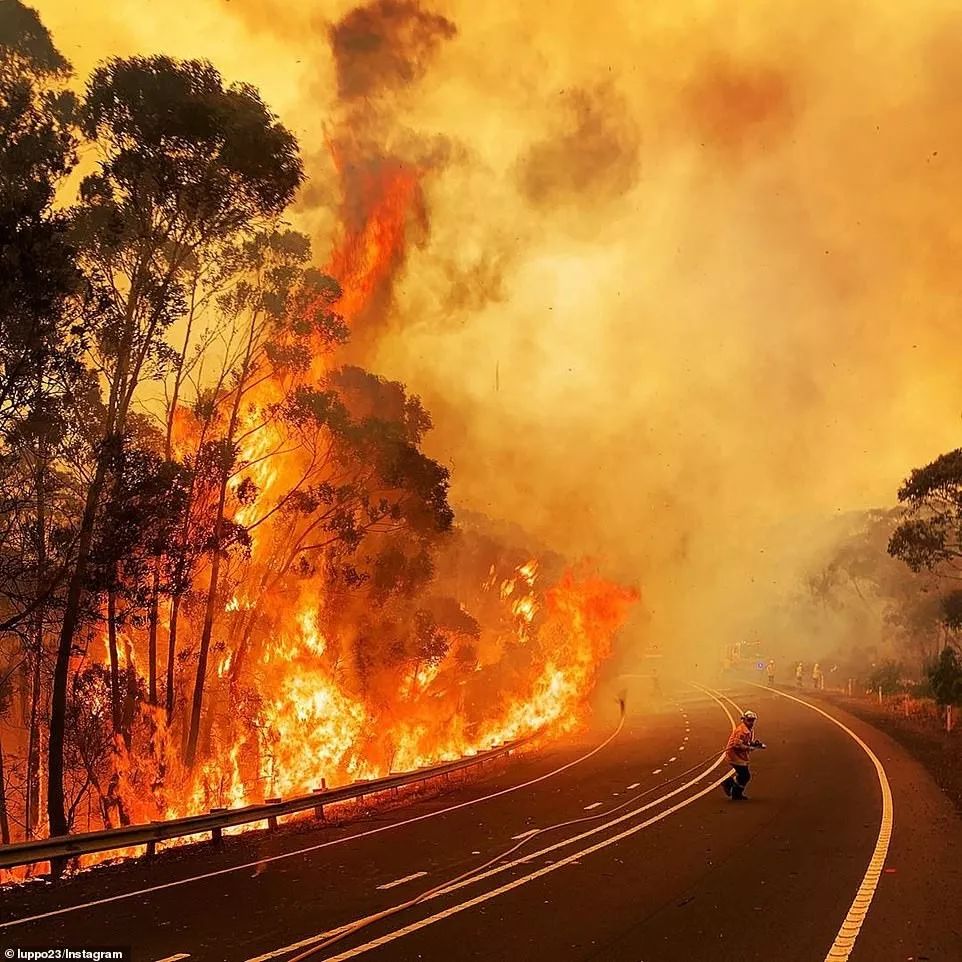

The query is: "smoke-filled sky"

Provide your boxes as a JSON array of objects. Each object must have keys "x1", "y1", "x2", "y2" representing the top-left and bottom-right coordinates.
[{"x1": 33, "y1": 0, "x2": 962, "y2": 662}]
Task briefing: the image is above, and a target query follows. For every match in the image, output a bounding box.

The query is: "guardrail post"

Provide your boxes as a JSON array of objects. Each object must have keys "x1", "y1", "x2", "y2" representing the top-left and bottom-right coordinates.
[
  {"x1": 146, "y1": 840, "x2": 156, "y2": 859},
  {"x1": 312, "y1": 780, "x2": 326, "y2": 821},
  {"x1": 210, "y1": 807, "x2": 226, "y2": 847},
  {"x1": 265, "y1": 797, "x2": 282, "y2": 831}
]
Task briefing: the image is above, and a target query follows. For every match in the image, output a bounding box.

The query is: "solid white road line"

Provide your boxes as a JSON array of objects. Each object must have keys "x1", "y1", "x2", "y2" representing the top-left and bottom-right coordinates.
[
  {"x1": 247, "y1": 754, "x2": 733, "y2": 962},
  {"x1": 321, "y1": 771, "x2": 732, "y2": 961},
  {"x1": 376, "y1": 872, "x2": 427, "y2": 891},
  {"x1": 247, "y1": 925, "x2": 360, "y2": 962},
  {"x1": 750, "y1": 684, "x2": 894, "y2": 962},
  {"x1": 153, "y1": 955, "x2": 190, "y2": 962},
  {"x1": 246, "y1": 686, "x2": 738, "y2": 962},
  {"x1": 583, "y1": 802, "x2": 602, "y2": 811},
  {"x1": 0, "y1": 721, "x2": 625, "y2": 931}
]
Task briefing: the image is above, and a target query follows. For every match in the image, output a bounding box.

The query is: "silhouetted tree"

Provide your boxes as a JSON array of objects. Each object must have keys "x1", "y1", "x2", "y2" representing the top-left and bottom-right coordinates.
[
  {"x1": 48, "y1": 53, "x2": 303, "y2": 840},
  {"x1": 889, "y1": 450, "x2": 962, "y2": 577}
]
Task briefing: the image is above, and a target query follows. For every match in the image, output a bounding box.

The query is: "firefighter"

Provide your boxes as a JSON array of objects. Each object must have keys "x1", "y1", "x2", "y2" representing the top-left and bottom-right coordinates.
[
  {"x1": 767, "y1": 659, "x2": 776, "y2": 686},
  {"x1": 722, "y1": 710, "x2": 766, "y2": 801}
]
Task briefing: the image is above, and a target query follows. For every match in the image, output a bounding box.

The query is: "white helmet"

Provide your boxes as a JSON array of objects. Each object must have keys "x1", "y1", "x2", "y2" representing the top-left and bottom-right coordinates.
[{"x1": 742, "y1": 710, "x2": 758, "y2": 721}]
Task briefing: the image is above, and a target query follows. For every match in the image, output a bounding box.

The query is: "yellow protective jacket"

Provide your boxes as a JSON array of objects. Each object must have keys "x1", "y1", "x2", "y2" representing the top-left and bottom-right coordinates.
[{"x1": 725, "y1": 722, "x2": 754, "y2": 766}]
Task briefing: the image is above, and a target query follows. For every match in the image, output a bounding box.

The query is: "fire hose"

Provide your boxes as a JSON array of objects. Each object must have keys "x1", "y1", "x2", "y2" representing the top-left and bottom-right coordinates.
[{"x1": 288, "y1": 697, "x2": 742, "y2": 961}]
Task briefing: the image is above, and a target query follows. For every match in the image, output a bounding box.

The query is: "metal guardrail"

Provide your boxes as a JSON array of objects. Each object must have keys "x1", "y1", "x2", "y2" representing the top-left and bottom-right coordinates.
[{"x1": 0, "y1": 736, "x2": 532, "y2": 871}]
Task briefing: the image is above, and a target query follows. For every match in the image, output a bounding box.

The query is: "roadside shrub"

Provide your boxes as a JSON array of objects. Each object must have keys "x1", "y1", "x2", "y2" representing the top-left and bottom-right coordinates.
[
  {"x1": 867, "y1": 660, "x2": 903, "y2": 695},
  {"x1": 928, "y1": 647, "x2": 962, "y2": 707}
]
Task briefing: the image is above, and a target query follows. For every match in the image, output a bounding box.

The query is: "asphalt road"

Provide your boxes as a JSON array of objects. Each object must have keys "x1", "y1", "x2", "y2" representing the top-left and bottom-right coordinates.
[{"x1": 2, "y1": 679, "x2": 961, "y2": 962}]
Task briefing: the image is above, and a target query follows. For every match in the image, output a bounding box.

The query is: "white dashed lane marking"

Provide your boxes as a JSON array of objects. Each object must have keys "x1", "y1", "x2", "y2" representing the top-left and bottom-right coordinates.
[
  {"x1": 511, "y1": 829, "x2": 539, "y2": 840},
  {"x1": 652, "y1": 769, "x2": 662, "y2": 775},
  {"x1": 584, "y1": 802, "x2": 603, "y2": 811},
  {"x1": 377, "y1": 872, "x2": 428, "y2": 891},
  {"x1": 627, "y1": 782, "x2": 640, "y2": 790}
]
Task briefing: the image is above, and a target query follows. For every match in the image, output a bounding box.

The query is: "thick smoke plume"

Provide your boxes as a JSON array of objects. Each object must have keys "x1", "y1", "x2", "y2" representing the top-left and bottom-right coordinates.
[{"x1": 32, "y1": 0, "x2": 962, "y2": 672}]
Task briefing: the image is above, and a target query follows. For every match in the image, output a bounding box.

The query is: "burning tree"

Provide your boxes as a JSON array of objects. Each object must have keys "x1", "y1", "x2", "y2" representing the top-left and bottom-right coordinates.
[{"x1": 0, "y1": 0, "x2": 638, "y2": 868}]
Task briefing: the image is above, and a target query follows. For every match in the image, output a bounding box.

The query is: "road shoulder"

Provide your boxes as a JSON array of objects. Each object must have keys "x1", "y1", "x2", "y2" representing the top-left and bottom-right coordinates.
[{"x1": 794, "y1": 693, "x2": 962, "y2": 962}]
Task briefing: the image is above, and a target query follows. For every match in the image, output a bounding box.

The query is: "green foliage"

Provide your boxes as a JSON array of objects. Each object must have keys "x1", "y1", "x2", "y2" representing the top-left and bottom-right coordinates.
[
  {"x1": 0, "y1": 0, "x2": 74, "y2": 209},
  {"x1": 81, "y1": 56, "x2": 302, "y2": 234},
  {"x1": 867, "y1": 659, "x2": 904, "y2": 695},
  {"x1": 927, "y1": 647, "x2": 962, "y2": 707},
  {"x1": 0, "y1": 0, "x2": 79, "y2": 381},
  {"x1": 890, "y1": 450, "x2": 962, "y2": 575},
  {"x1": 0, "y1": 1, "x2": 68, "y2": 72},
  {"x1": 88, "y1": 436, "x2": 191, "y2": 601},
  {"x1": 941, "y1": 590, "x2": 962, "y2": 631}
]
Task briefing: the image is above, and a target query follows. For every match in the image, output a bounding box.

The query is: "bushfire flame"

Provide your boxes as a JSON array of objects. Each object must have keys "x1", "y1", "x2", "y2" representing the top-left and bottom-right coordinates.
[{"x1": 0, "y1": 0, "x2": 641, "y2": 882}]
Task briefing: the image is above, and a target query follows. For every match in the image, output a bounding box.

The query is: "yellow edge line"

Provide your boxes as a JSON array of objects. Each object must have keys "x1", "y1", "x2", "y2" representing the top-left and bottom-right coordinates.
[{"x1": 749, "y1": 683, "x2": 894, "y2": 962}]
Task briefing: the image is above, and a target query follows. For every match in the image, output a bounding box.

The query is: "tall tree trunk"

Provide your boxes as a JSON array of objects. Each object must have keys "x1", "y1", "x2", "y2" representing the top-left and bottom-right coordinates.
[
  {"x1": 25, "y1": 645, "x2": 42, "y2": 839},
  {"x1": 27, "y1": 408, "x2": 47, "y2": 840},
  {"x1": 107, "y1": 581, "x2": 122, "y2": 738},
  {"x1": 184, "y1": 494, "x2": 227, "y2": 770},
  {"x1": 229, "y1": 608, "x2": 260, "y2": 687},
  {"x1": 166, "y1": 593, "x2": 181, "y2": 722},
  {"x1": 48, "y1": 453, "x2": 109, "y2": 842},
  {"x1": 0, "y1": 735, "x2": 10, "y2": 845},
  {"x1": 48, "y1": 248, "x2": 175, "y2": 856},
  {"x1": 185, "y1": 320, "x2": 257, "y2": 770},
  {"x1": 155, "y1": 276, "x2": 196, "y2": 720},
  {"x1": 147, "y1": 563, "x2": 160, "y2": 705},
  {"x1": 122, "y1": 633, "x2": 136, "y2": 750}
]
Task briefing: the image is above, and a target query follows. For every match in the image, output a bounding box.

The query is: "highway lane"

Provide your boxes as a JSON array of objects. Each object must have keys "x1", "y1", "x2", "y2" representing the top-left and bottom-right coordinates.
[
  {"x1": 0, "y1": 684, "x2": 729, "y2": 959},
  {"x1": 291, "y1": 684, "x2": 961, "y2": 962},
  {"x1": 2, "y1": 682, "x2": 960, "y2": 961}
]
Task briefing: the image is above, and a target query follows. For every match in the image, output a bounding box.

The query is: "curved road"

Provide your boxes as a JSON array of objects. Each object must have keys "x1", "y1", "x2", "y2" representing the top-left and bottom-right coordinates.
[{"x1": 2, "y1": 681, "x2": 960, "y2": 961}]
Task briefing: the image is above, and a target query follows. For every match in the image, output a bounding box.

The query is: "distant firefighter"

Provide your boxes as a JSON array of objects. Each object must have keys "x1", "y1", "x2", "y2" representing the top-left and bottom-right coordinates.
[
  {"x1": 767, "y1": 659, "x2": 776, "y2": 687},
  {"x1": 795, "y1": 662, "x2": 803, "y2": 688},
  {"x1": 812, "y1": 662, "x2": 824, "y2": 691},
  {"x1": 722, "y1": 710, "x2": 767, "y2": 801}
]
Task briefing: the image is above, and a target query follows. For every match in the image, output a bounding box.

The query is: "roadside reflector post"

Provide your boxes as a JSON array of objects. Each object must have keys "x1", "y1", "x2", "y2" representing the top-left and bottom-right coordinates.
[
  {"x1": 210, "y1": 807, "x2": 226, "y2": 847},
  {"x1": 265, "y1": 797, "x2": 282, "y2": 831},
  {"x1": 947, "y1": 704, "x2": 954, "y2": 733},
  {"x1": 877, "y1": 686, "x2": 882, "y2": 705}
]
